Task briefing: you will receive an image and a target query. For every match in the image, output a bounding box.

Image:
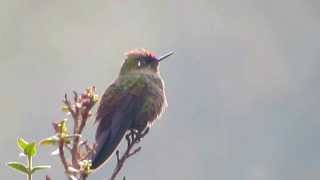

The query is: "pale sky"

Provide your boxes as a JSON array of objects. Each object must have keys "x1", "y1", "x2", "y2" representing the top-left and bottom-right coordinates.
[{"x1": 1, "y1": 0, "x2": 320, "y2": 180}]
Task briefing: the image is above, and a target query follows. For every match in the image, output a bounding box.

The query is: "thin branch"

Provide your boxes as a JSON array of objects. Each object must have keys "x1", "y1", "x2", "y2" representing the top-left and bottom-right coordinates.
[
  {"x1": 64, "y1": 94, "x2": 76, "y2": 120},
  {"x1": 108, "y1": 128, "x2": 149, "y2": 180},
  {"x1": 80, "y1": 142, "x2": 95, "y2": 160},
  {"x1": 58, "y1": 140, "x2": 73, "y2": 180},
  {"x1": 63, "y1": 93, "x2": 80, "y2": 169},
  {"x1": 45, "y1": 175, "x2": 52, "y2": 180},
  {"x1": 54, "y1": 87, "x2": 98, "y2": 180}
]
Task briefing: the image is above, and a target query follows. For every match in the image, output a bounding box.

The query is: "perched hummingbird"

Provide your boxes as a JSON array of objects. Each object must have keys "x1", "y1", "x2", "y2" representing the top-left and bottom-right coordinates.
[{"x1": 91, "y1": 49, "x2": 174, "y2": 169}]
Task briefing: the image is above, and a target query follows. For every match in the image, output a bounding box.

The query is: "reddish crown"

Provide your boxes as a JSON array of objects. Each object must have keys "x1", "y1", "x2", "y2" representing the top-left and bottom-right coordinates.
[{"x1": 125, "y1": 49, "x2": 156, "y2": 60}]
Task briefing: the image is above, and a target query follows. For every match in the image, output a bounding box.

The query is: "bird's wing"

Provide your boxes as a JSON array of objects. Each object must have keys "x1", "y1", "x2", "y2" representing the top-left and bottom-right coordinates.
[{"x1": 92, "y1": 76, "x2": 146, "y2": 169}]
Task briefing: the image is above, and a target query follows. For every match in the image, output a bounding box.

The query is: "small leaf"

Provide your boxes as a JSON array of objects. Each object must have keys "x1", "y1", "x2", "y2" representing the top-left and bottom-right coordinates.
[
  {"x1": 17, "y1": 138, "x2": 29, "y2": 152},
  {"x1": 58, "y1": 119, "x2": 68, "y2": 135},
  {"x1": 31, "y1": 165, "x2": 51, "y2": 174},
  {"x1": 7, "y1": 162, "x2": 28, "y2": 174},
  {"x1": 61, "y1": 105, "x2": 70, "y2": 113},
  {"x1": 93, "y1": 94, "x2": 99, "y2": 102},
  {"x1": 24, "y1": 143, "x2": 37, "y2": 157},
  {"x1": 79, "y1": 160, "x2": 92, "y2": 175},
  {"x1": 40, "y1": 136, "x2": 59, "y2": 146}
]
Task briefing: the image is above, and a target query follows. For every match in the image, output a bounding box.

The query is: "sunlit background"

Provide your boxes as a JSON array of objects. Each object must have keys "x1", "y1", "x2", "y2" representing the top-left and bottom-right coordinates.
[{"x1": 1, "y1": 0, "x2": 320, "y2": 179}]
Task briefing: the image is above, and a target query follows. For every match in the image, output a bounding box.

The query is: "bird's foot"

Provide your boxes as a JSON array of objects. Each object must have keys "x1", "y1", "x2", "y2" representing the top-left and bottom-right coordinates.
[
  {"x1": 126, "y1": 127, "x2": 149, "y2": 144},
  {"x1": 134, "y1": 127, "x2": 150, "y2": 143}
]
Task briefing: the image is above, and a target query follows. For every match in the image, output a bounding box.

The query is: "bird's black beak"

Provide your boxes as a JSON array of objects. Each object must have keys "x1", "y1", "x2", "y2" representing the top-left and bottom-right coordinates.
[{"x1": 158, "y1": 51, "x2": 174, "y2": 62}]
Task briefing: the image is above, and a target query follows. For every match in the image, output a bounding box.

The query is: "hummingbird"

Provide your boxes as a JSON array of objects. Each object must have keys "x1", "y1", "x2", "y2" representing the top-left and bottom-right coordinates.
[{"x1": 91, "y1": 49, "x2": 174, "y2": 169}]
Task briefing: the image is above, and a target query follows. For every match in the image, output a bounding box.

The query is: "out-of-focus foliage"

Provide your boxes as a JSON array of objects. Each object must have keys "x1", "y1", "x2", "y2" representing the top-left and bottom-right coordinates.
[{"x1": 7, "y1": 138, "x2": 51, "y2": 179}]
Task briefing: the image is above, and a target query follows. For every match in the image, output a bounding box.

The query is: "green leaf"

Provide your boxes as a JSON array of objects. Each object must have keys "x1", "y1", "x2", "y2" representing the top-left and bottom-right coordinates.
[
  {"x1": 31, "y1": 165, "x2": 51, "y2": 174},
  {"x1": 61, "y1": 105, "x2": 70, "y2": 113},
  {"x1": 56, "y1": 119, "x2": 69, "y2": 135},
  {"x1": 17, "y1": 138, "x2": 29, "y2": 152},
  {"x1": 24, "y1": 143, "x2": 37, "y2": 158},
  {"x1": 7, "y1": 162, "x2": 28, "y2": 174},
  {"x1": 93, "y1": 94, "x2": 99, "y2": 102},
  {"x1": 39, "y1": 136, "x2": 59, "y2": 146}
]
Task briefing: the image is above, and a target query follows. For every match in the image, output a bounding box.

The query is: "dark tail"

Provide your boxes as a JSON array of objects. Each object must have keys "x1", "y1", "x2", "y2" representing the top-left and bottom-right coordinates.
[{"x1": 91, "y1": 96, "x2": 137, "y2": 169}]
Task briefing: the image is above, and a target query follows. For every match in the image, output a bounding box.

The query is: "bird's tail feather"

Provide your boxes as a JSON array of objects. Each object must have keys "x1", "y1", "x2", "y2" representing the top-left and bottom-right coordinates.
[{"x1": 91, "y1": 96, "x2": 137, "y2": 170}]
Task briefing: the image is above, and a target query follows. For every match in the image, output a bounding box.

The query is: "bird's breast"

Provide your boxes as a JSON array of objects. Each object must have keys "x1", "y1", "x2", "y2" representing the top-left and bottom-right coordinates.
[{"x1": 132, "y1": 74, "x2": 167, "y2": 131}]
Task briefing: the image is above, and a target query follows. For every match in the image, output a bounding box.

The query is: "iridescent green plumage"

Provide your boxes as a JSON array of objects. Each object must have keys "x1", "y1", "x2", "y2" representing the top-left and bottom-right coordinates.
[{"x1": 91, "y1": 49, "x2": 173, "y2": 169}]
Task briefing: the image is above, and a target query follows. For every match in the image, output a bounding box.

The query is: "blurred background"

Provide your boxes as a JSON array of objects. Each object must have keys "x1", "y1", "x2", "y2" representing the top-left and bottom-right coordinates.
[{"x1": 1, "y1": 0, "x2": 320, "y2": 179}]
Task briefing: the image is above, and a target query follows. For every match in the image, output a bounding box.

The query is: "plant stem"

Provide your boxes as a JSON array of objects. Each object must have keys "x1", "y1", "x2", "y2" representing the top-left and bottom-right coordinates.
[{"x1": 27, "y1": 156, "x2": 32, "y2": 180}]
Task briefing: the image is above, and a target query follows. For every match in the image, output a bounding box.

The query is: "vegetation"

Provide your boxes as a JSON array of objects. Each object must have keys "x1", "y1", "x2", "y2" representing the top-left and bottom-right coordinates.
[{"x1": 7, "y1": 86, "x2": 145, "y2": 180}]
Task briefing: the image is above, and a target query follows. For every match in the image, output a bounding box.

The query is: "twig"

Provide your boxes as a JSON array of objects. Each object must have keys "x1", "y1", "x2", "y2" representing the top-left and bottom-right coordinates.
[
  {"x1": 58, "y1": 140, "x2": 73, "y2": 180},
  {"x1": 80, "y1": 141, "x2": 95, "y2": 160},
  {"x1": 64, "y1": 94, "x2": 77, "y2": 121},
  {"x1": 64, "y1": 94, "x2": 81, "y2": 169},
  {"x1": 45, "y1": 175, "x2": 52, "y2": 180},
  {"x1": 108, "y1": 128, "x2": 149, "y2": 180},
  {"x1": 55, "y1": 87, "x2": 98, "y2": 180}
]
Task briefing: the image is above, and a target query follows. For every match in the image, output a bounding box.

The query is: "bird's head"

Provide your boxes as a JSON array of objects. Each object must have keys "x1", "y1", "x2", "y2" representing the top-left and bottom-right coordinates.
[{"x1": 120, "y1": 49, "x2": 174, "y2": 75}]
